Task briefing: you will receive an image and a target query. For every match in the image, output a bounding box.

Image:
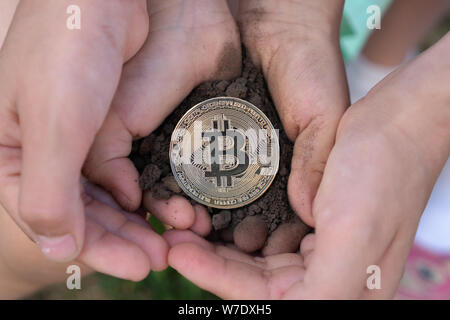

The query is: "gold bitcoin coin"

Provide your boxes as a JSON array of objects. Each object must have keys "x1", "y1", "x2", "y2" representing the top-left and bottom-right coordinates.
[{"x1": 169, "y1": 97, "x2": 279, "y2": 209}]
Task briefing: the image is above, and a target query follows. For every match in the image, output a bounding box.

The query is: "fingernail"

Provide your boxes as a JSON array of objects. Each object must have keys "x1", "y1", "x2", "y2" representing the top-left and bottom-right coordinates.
[{"x1": 37, "y1": 234, "x2": 77, "y2": 261}]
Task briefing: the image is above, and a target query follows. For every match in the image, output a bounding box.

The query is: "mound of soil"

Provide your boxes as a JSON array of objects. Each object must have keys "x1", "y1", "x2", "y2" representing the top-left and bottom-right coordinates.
[{"x1": 130, "y1": 51, "x2": 310, "y2": 255}]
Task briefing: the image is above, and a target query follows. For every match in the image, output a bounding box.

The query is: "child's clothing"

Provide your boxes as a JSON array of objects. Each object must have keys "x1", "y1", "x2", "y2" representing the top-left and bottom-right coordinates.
[{"x1": 396, "y1": 244, "x2": 450, "y2": 299}]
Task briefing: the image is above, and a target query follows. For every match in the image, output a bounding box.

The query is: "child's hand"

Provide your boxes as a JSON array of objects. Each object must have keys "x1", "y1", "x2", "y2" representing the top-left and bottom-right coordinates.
[
  {"x1": 0, "y1": 0, "x2": 193, "y2": 280},
  {"x1": 83, "y1": 0, "x2": 348, "y2": 236},
  {"x1": 159, "y1": 0, "x2": 349, "y2": 276},
  {"x1": 84, "y1": 0, "x2": 348, "y2": 250},
  {"x1": 165, "y1": 34, "x2": 450, "y2": 299},
  {"x1": 293, "y1": 34, "x2": 450, "y2": 298},
  {"x1": 82, "y1": 0, "x2": 241, "y2": 230},
  {"x1": 237, "y1": 0, "x2": 349, "y2": 227}
]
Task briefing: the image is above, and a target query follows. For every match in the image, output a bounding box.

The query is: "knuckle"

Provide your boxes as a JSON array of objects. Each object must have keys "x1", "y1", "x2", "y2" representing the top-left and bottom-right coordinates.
[{"x1": 19, "y1": 203, "x2": 67, "y2": 231}]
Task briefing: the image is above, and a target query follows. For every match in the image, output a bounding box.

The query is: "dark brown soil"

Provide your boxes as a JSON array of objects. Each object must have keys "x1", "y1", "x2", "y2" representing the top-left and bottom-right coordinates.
[{"x1": 130, "y1": 51, "x2": 309, "y2": 252}]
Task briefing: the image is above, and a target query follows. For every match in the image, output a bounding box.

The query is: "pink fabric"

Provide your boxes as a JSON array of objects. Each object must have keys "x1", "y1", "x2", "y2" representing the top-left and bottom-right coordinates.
[{"x1": 396, "y1": 244, "x2": 450, "y2": 299}]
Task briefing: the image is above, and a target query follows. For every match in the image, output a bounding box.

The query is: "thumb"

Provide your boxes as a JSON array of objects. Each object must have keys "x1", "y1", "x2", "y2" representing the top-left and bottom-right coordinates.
[
  {"x1": 266, "y1": 43, "x2": 349, "y2": 227},
  {"x1": 13, "y1": 0, "x2": 147, "y2": 261}
]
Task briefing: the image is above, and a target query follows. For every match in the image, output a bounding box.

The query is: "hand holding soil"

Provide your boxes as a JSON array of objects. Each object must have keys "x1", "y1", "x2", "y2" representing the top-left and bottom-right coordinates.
[
  {"x1": 0, "y1": 0, "x2": 241, "y2": 282},
  {"x1": 130, "y1": 0, "x2": 350, "y2": 298},
  {"x1": 1, "y1": 0, "x2": 448, "y2": 301},
  {"x1": 131, "y1": 0, "x2": 350, "y2": 257},
  {"x1": 132, "y1": 55, "x2": 311, "y2": 255},
  {"x1": 166, "y1": 32, "x2": 450, "y2": 300}
]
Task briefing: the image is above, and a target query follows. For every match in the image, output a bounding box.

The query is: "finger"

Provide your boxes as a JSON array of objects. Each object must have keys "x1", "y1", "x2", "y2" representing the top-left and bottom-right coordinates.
[
  {"x1": 303, "y1": 251, "x2": 314, "y2": 269},
  {"x1": 287, "y1": 120, "x2": 341, "y2": 227},
  {"x1": 83, "y1": 111, "x2": 142, "y2": 212},
  {"x1": 301, "y1": 236, "x2": 315, "y2": 269},
  {"x1": 164, "y1": 229, "x2": 264, "y2": 268},
  {"x1": 262, "y1": 220, "x2": 310, "y2": 256},
  {"x1": 169, "y1": 242, "x2": 271, "y2": 299},
  {"x1": 300, "y1": 233, "x2": 315, "y2": 257},
  {"x1": 81, "y1": 178, "x2": 122, "y2": 211},
  {"x1": 166, "y1": 228, "x2": 304, "y2": 272},
  {"x1": 190, "y1": 204, "x2": 212, "y2": 236},
  {"x1": 143, "y1": 192, "x2": 195, "y2": 230},
  {"x1": 167, "y1": 230, "x2": 305, "y2": 299},
  {"x1": 11, "y1": 0, "x2": 147, "y2": 261},
  {"x1": 79, "y1": 217, "x2": 151, "y2": 281},
  {"x1": 82, "y1": 179, "x2": 151, "y2": 229},
  {"x1": 164, "y1": 229, "x2": 215, "y2": 251},
  {"x1": 0, "y1": 147, "x2": 35, "y2": 239},
  {"x1": 85, "y1": 198, "x2": 169, "y2": 271}
]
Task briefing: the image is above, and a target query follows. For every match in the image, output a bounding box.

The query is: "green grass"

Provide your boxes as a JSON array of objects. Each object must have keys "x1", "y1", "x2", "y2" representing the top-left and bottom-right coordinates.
[
  {"x1": 97, "y1": 269, "x2": 217, "y2": 300},
  {"x1": 96, "y1": 214, "x2": 217, "y2": 300}
]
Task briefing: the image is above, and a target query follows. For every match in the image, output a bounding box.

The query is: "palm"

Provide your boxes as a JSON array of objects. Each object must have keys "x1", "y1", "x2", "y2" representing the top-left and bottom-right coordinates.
[{"x1": 84, "y1": 0, "x2": 241, "y2": 215}]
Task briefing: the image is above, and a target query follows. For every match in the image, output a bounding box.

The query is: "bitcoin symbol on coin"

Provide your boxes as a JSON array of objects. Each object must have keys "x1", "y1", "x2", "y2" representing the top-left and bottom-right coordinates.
[
  {"x1": 202, "y1": 116, "x2": 249, "y2": 187},
  {"x1": 169, "y1": 97, "x2": 279, "y2": 209}
]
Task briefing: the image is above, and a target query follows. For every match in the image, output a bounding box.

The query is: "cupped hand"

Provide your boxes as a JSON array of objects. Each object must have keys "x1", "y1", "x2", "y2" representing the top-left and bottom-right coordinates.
[
  {"x1": 83, "y1": 0, "x2": 241, "y2": 228},
  {"x1": 165, "y1": 34, "x2": 450, "y2": 299},
  {"x1": 85, "y1": 0, "x2": 348, "y2": 233},
  {"x1": 237, "y1": 0, "x2": 349, "y2": 226},
  {"x1": 139, "y1": 0, "x2": 349, "y2": 259},
  {"x1": 162, "y1": 0, "x2": 350, "y2": 289},
  {"x1": 0, "y1": 0, "x2": 210, "y2": 279}
]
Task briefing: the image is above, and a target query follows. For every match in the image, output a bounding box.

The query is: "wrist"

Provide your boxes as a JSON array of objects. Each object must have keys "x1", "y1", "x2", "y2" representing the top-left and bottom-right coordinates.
[
  {"x1": 239, "y1": 0, "x2": 345, "y2": 66},
  {"x1": 405, "y1": 33, "x2": 450, "y2": 141},
  {"x1": 358, "y1": 33, "x2": 450, "y2": 175},
  {"x1": 392, "y1": 33, "x2": 450, "y2": 169},
  {"x1": 290, "y1": 0, "x2": 346, "y2": 39}
]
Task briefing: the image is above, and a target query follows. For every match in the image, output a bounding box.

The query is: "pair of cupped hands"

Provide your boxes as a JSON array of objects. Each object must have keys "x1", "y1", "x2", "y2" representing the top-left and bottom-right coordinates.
[{"x1": 0, "y1": 0, "x2": 449, "y2": 299}]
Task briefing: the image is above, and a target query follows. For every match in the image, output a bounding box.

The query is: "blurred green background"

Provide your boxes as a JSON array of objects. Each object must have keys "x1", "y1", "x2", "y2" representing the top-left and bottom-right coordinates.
[{"x1": 30, "y1": 4, "x2": 450, "y2": 301}]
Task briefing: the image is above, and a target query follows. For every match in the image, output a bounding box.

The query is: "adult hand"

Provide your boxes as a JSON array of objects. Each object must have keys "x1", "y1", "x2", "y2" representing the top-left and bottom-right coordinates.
[{"x1": 165, "y1": 33, "x2": 450, "y2": 299}]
